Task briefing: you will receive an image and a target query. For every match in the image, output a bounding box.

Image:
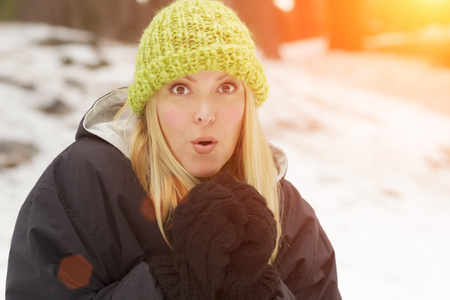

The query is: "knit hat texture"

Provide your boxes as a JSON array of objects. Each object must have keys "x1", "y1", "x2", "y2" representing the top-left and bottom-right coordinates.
[{"x1": 128, "y1": 0, "x2": 269, "y2": 114}]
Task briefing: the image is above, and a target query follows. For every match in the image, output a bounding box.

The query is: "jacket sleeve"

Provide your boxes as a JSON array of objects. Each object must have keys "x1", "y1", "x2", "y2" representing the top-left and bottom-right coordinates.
[
  {"x1": 275, "y1": 179, "x2": 342, "y2": 300},
  {"x1": 6, "y1": 183, "x2": 165, "y2": 300}
]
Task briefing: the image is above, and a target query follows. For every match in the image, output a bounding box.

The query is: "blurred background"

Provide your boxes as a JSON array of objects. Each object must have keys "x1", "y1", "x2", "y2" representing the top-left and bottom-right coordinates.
[
  {"x1": 1, "y1": 0, "x2": 450, "y2": 299},
  {"x1": 1, "y1": 0, "x2": 450, "y2": 62}
]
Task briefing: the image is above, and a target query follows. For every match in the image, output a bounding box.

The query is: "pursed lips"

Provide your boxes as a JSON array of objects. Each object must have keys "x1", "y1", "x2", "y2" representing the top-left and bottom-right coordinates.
[{"x1": 191, "y1": 136, "x2": 218, "y2": 154}]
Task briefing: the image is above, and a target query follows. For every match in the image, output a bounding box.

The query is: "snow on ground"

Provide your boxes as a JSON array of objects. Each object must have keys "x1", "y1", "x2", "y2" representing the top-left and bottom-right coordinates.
[{"x1": 1, "y1": 22, "x2": 450, "y2": 299}]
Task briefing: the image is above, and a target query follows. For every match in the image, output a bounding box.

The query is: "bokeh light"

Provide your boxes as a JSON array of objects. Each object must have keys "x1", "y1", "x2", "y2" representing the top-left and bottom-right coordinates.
[{"x1": 57, "y1": 254, "x2": 93, "y2": 290}]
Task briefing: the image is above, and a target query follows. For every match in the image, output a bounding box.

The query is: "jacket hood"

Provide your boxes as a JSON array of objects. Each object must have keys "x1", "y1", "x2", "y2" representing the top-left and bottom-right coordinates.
[{"x1": 80, "y1": 88, "x2": 288, "y2": 181}]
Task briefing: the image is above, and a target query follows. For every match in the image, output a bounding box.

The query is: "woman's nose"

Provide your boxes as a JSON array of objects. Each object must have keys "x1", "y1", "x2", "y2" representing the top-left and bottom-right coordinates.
[{"x1": 194, "y1": 100, "x2": 215, "y2": 125}]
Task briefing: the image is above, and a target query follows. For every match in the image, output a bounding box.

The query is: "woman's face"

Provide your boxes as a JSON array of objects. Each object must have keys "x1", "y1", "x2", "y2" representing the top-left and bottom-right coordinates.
[{"x1": 155, "y1": 70, "x2": 245, "y2": 178}]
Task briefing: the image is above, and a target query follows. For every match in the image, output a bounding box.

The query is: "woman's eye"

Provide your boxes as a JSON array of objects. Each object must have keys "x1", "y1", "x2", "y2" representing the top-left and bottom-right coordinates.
[
  {"x1": 219, "y1": 83, "x2": 236, "y2": 94},
  {"x1": 170, "y1": 84, "x2": 190, "y2": 95}
]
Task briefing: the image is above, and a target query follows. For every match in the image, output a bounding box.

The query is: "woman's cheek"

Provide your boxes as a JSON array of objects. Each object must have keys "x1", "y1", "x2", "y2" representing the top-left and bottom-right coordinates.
[
  {"x1": 161, "y1": 107, "x2": 186, "y2": 131},
  {"x1": 225, "y1": 103, "x2": 245, "y2": 126}
]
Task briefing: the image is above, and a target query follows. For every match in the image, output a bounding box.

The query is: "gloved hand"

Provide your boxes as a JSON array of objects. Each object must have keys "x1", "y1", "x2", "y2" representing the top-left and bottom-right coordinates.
[
  {"x1": 148, "y1": 173, "x2": 278, "y2": 300},
  {"x1": 214, "y1": 173, "x2": 279, "y2": 300},
  {"x1": 148, "y1": 176, "x2": 247, "y2": 299}
]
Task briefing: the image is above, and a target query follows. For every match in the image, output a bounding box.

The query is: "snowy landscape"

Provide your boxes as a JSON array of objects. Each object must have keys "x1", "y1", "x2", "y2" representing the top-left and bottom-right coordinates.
[{"x1": 1, "y1": 22, "x2": 450, "y2": 299}]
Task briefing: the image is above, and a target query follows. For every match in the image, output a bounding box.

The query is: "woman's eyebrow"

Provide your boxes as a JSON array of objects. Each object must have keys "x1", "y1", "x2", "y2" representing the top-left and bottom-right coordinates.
[
  {"x1": 217, "y1": 73, "x2": 231, "y2": 81},
  {"x1": 184, "y1": 75, "x2": 198, "y2": 83}
]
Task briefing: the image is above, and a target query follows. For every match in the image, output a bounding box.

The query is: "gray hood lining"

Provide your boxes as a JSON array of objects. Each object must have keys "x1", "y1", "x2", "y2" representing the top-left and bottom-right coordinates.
[{"x1": 83, "y1": 88, "x2": 135, "y2": 159}]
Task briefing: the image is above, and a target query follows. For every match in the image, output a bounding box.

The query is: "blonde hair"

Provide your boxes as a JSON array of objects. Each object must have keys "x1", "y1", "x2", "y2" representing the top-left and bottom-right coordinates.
[{"x1": 119, "y1": 85, "x2": 281, "y2": 262}]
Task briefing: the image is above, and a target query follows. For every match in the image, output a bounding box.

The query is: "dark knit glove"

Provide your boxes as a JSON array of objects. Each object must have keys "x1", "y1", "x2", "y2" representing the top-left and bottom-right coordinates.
[
  {"x1": 147, "y1": 255, "x2": 183, "y2": 299},
  {"x1": 148, "y1": 173, "x2": 279, "y2": 300},
  {"x1": 214, "y1": 174, "x2": 279, "y2": 300},
  {"x1": 148, "y1": 177, "x2": 248, "y2": 299}
]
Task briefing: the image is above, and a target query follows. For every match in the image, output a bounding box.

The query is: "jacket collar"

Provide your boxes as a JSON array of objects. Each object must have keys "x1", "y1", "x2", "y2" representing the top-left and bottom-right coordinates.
[{"x1": 81, "y1": 88, "x2": 288, "y2": 181}]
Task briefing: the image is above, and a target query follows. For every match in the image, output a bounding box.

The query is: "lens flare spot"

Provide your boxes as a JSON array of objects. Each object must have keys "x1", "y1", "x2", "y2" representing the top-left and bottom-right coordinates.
[
  {"x1": 273, "y1": 0, "x2": 295, "y2": 12},
  {"x1": 57, "y1": 254, "x2": 93, "y2": 290}
]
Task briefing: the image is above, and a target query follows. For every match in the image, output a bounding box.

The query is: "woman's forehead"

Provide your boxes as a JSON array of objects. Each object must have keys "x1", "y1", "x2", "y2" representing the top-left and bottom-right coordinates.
[{"x1": 178, "y1": 70, "x2": 236, "y2": 81}]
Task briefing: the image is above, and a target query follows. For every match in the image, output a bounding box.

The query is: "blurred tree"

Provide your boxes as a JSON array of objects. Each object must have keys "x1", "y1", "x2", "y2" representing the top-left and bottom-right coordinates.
[
  {"x1": 278, "y1": 0, "x2": 324, "y2": 42},
  {"x1": 10, "y1": 0, "x2": 171, "y2": 43},
  {"x1": 225, "y1": 0, "x2": 283, "y2": 59},
  {"x1": 0, "y1": 0, "x2": 16, "y2": 20},
  {"x1": 326, "y1": 0, "x2": 364, "y2": 50},
  {"x1": 118, "y1": 0, "x2": 171, "y2": 42}
]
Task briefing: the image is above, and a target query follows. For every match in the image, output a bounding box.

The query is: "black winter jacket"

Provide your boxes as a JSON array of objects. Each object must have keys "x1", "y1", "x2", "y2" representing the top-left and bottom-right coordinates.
[{"x1": 6, "y1": 89, "x2": 341, "y2": 299}]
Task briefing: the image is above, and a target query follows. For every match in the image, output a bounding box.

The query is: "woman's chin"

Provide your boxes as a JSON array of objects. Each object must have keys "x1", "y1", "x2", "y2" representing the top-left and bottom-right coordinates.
[{"x1": 187, "y1": 166, "x2": 222, "y2": 178}]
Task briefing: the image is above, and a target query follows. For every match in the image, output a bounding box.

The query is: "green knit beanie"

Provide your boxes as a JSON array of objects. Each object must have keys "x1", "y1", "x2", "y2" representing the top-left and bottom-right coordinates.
[{"x1": 128, "y1": 0, "x2": 269, "y2": 115}]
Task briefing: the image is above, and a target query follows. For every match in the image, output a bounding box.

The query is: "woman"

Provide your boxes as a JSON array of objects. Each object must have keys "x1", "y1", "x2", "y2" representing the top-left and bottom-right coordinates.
[{"x1": 6, "y1": 0, "x2": 341, "y2": 299}]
